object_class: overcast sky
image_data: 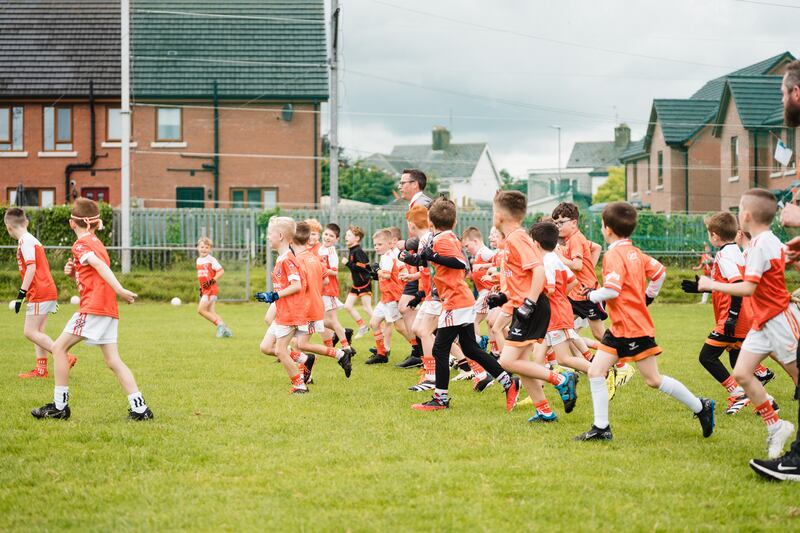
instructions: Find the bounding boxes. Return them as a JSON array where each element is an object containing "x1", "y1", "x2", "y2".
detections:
[{"x1": 323, "y1": 0, "x2": 797, "y2": 178}]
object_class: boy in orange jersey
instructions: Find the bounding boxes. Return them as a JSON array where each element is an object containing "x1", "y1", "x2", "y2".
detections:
[
  {"x1": 462, "y1": 226, "x2": 496, "y2": 346},
  {"x1": 485, "y1": 191, "x2": 578, "y2": 416},
  {"x1": 290, "y1": 222, "x2": 353, "y2": 380},
  {"x1": 482, "y1": 227, "x2": 506, "y2": 360},
  {"x1": 343, "y1": 225, "x2": 373, "y2": 338},
  {"x1": 196, "y1": 236, "x2": 232, "y2": 338},
  {"x1": 411, "y1": 197, "x2": 521, "y2": 411},
  {"x1": 305, "y1": 218, "x2": 323, "y2": 256},
  {"x1": 699, "y1": 189, "x2": 798, "y2": 458},
  {"x1": 31, "y1": 198, "x2": 151, "y2": 420},
  {"x1": 366, "y1": 229, "x2": 415, "y2": 364},
  {"x1": 5, "y1": 208, "x2": 77, "y2": 378},
  {"x1": 257, "y1": 217, "x2": 309, "y2": 394},
  {"x1": 576, "y1": 201, "x2": 714, "y2": 441},
  {"x1": 318, "y1": 223, "x2": 354, "y2": 352}
]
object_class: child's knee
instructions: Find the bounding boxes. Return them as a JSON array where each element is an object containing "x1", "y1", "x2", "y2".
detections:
[
  {"x1": 260, "y1": 340, "x2": 274, "y2": 355},
  {"x1": 643, "y1": 374, "x2": 661, "y2": 389}
]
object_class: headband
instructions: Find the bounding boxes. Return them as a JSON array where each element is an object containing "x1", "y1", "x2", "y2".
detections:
[{"x1": 71, "y1": 214, "x2": 104, "y2": 230}]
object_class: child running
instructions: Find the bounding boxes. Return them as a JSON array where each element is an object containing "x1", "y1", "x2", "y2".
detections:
[
  {"x1": 343, "y1": 225, "x2": 373, "y2": 338},
  {"x1": 196, "y1": 237, "x2": 232, "y2": 338},
  {"x1": 31, "y1": 198, "x2": 152, "y2": 420},
  {"x1": 318, "y1": 223, "x2": 354, "y2": 351}
]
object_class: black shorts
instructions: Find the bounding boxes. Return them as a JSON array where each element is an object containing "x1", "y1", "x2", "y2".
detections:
[
  {"x1": 349, "y1": 284, "x2": 372, "y2": 296},
  {"x1": 570, "y1": 297, "x2": 608, "y2": 321},
  {"x1": 705, "y1": 331, "x2": 743, "y2": 351},
  {"x1": 599, "y1": 330, "x2": 661, "y2": 362},
  {"x1": 506, "y1": 294, "x2": 550, "y2": 347},
  {"x1": 402, "y1": 280, "x2": 420, "y2": 296}
]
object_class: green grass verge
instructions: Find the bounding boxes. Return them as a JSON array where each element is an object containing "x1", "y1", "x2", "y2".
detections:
[{"x1": 0, "y1": 303, "x2": 799, "y2": 530}]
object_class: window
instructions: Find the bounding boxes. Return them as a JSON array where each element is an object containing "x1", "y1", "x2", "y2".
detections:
[
  {"x1": 730, "y1": 137, "x2": 739, "y2": 178},
  {"x1": 7, "y1": 187, "x2": 55, "y2": 207},
  {"x1": 230, "y1": 188, "x2": 277, "y2": 209},
  {"x1": 0, "y1": 106, "x2": 23, "y2": 151},
  {"x1": 82, "y1": 187, "x2": 110, "y2": 204},
  {"x1": 548, "y1": 179, "x2": 556, "y2": 195},
  {"x1": 156, "y1": 108, "x2": 182, "y2": 141},
  {"x1": 107, "y1": 108, "x2": 122, "y2": 141},
  {"x1": 632, "y1": 163, "x2": 638, "y2": 193},
  {"x1": 787, "y1": 129, "x2": 796, "y2": 170},
  {"x1": 176, "y1": 187, "x2": 205, "y2": 208},
  {"x1": 657, "y1": 151, "x2": 664, "y2": 186},
  {"x1": 43, "y1": 106, "x2": 72, "y2": 151}
]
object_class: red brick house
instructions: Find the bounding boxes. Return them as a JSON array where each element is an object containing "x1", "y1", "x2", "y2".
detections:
[{"x1": 0, "y1": 1, "x2": 328, "y2": 208}]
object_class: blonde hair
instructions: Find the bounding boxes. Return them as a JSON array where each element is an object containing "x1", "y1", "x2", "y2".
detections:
[
  {"x1": 197, "y1": 236, "x2": 213, "y2": 247},
  {"x1": 372, "y1": 228, "x2": 392, "y2": 241},
  {"x1": 269, "y1": 216, "x2": 296, "y2": 243},
  {"x1": 305, "y1": 218, "x2": 322, "y2": 233}
]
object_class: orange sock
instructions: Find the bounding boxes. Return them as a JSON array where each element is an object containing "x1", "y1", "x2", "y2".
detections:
[
  {"x1": 534, "y1": 399, "x2": 553, "y2": 415},
  {"x1": 755, "y1": 400, "x2": 779, "y2": 426},
  {"x1": 581, "y1": 350, "x2": 593, "y2": 362},
  {"x1": 290, "y1": 350, "x2": 301, "y2": 362},
  {"x1": 547, "y1": 372, "x2": 563, "y2": 386},
  {"x1": 409, "y1": 338, "x2": 418, "y2": 347},
  {"x1": 356, "y1": 318, "x2": 365, "y2": 327},
  {"x1": 467, "y1": 359, "x2": 485, "y2": 376},
  {"x1": 721, "y1": 376, "x2": 738, "y2": 393},
  {"x1": 325, "y1": 347, "x2": 337, "y2": 358},
  {"x1": 291, "y1": 373, "x2": 305, "y2": 387},
  {"x1": 341, "y1": 339, "x2": 350, "y2": 348},
  {"x1": 375, "y1": 332, "x2": 386, "y2": 355},
  {"x1": 422, "y1": 356, "x2": 436, "y2": 379},
  {"x1": 545, "y1": 349, "x2": 556, "y2": 364},
  {"x1": 490, "y1": 340, "x2": 499, "y2": 354},
  {"x1": 324, "y1": 338, "x2": 334, "y2": 348},
  {"x1": 755, "y1": 364, "x2": 769, "y2": 375},
  {"x1": 36, "y1": 357, "x2": 47, "y2": 369}
]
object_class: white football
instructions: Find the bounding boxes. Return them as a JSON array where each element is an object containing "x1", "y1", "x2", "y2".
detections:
[
  {"x1": 8, "y1": 300, "x2": 15, "y2": 310},
  {"x1": 70, "y1": 295, "x2": 80, "y2": 305},
  {"x1": 170, "y1": 297, "x2": 182, "y2": 306}
]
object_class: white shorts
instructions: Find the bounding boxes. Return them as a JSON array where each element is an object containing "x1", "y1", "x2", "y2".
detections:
[
  {"x1": 741, "y1": 307, "x2": 800, "y2": 364},
  {"x1": 574, "y1": 316, "x2": 590, "y2": 331},
  {"x1": 26, "y1": 300, "x2": 58, "y2": 316},
  {"x1": 297, "y1": 319, "x2": 326, "y2": 335},
  {"x1": 545, "y1": 328, "x2": 578, "y2": 347},
  {"x1": 267, "y1": 322, "x2": 298, "y2": 339},
  {"x1": 438, "y1": 307, "x2": 476, "y2": 329},
  {"x1": 473, "y1": 290, "x2": 490, "y2": 315},
  {"x1": 373, "y1": 301, "x2": 402, "y2": 323},
  {"x1": 419, "y1": 300, "x2": 443, "y2": 316},
  {"x1": 64, "y1": 312, "x2": 119, "y2": 345},
  {"x1": 323, "y1": 296, "x2": 343, "y2": 312},
  {"x1": 200, "y1": 294, "x2": 218, "y2": 303}
]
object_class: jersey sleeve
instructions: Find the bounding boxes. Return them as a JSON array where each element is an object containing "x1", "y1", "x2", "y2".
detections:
[
  {"x1": 479, "y1": 247, "x2": 496, "y2": 262},
  {"x1": 567, "y1": 234, "x2": 584, "y2": 260},
  {"x1": 73, "y1": 241, "x2": 96, "y2": 266},
  {"x1": 211, "y1": 256, "x2": 223, "y2": 271},
  {"x1": 19, "y1": 237, "x2": 36, "y2": 265},
  {"x1": 511, "y1": 236, "x2": 541, "y2": 271},
  {"x1": 284, "y1": 257, "x2": 302, "y2": 283},
  {"x1": 601, "y1": 251, "x2": 624, "y2": 292},
  {"x1": 433, "y1": 236, "x2": 468, "y2": 266},
  {"x1": 644, "y1": 254, "x2": 666, "y2": 281},
  {"x1": 717, "y1": 254, "x2": 743, "y2": 282},
  {"x1": 379, "y1": 253, "x2": 393, "y2": 271},
  {"x1": 544, "y1": 257, "x2": 557, "y2": 291},
  {"x1": 744, "y1": 241, "x2": 770, "y2": 283}
]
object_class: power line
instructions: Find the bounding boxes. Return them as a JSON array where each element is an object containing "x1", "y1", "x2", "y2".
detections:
[{"x1": 731, "y1": 0, "x2": 800, "y2": 9}]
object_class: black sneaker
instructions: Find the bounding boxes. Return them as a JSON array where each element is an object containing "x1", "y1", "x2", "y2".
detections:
[
  {"x1": 127, "y1": 407, "x2": 154, "y2": 421},
  {"x1": 574, "y1": 424, "x2": 613, "y2": 441},
  {"x1": 365, "y1": 354, "x2": 389, "y2": 365},
  {"x1": 695, "y1": 397, "x2": 715, "y2": 438},
  {"x1": 368, "y1": 348, "x2": 390, "y2": 358},
  {"x1": 345, "y1": 328, "x2": 354, "y2": 345},
  {"x1": 31, "y1": 402, "x2": 70, "y2": 420},
  {"x1": 302, "y1": 354, "x2": 316, "y2": 384},
  {"x1": 395, "y1": 355, "x2": 423, "y2": 369},
  {"x1": 756, "y1": 368, "x2": 776, "y2": 386},
  {"x1": 411, "y1": 397, "x2": 450, "y2": 411},
  {"x1": 338, "y1": 348, "x2": 353, "y2": 378},
  {"x1": 749, "y1": 451, "x2": 800, "y2": 481},
  {"x1": 474, "y1": 375, "x2": 493, "y2": 392}
]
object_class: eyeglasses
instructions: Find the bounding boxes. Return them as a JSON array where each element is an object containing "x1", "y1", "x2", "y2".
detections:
[
  {"x1": 398, "y1": 180, "x2": 414, "y2": 186},
  {"x1": 553, "y1": 218, "x2": 574, "y2": 227}
]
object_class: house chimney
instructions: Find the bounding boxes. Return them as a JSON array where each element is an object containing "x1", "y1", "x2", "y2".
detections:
[
  {"x1": 615, "y1": 123, "x2": 631, "y2": 148},
  {"x1": 432, "y1": 126, "x2": 451, "y2": 151}
]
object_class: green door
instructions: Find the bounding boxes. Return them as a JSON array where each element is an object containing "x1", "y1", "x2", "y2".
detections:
[{"x1": 176, "y1": 187, "x2": 205, "y2": 208}]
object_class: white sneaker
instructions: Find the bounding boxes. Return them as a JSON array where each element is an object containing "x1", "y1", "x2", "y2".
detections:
[
  {"x1": 451, "y1": 370, "x2": 474, "y2": 382},
  {"x1": 767, "y1": 420, "x2": 796, "y2": 459},
  {"x1": 355, "y1": 325, "x2": 369, "y2": 339},
  {"x1": 216, "y1": 324, "x2": 225, "y2": 338}
]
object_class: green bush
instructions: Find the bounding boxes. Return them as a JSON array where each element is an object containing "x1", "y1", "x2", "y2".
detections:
[{"x1": 0, "y1": 204, "x2": 113, "y2": 247}]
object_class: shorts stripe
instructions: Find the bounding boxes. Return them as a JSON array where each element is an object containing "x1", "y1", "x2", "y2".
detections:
[{"x1": 785, "y1": 309, "x2": 800, "y2": 340}]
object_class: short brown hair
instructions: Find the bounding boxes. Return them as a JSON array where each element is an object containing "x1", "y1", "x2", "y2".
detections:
[
  {"x1": 428, "y1": 197, "x2": 457, "y2": 230},
  {"x1": 494, "y1": 190, "x2": 527, "y2": 222},
  {"x1": 305, "y1": 218, "x2": 322, "y2": 234},
  {"x1": 388, "y1": 226, "x2": 402, "y2": 241},
  {"x1": 373, "y1": 228, "x2": 392, "y2": 242},
  {"x1": 71, "y1": 197, "x2": 102, "y2": 230},
  {"x1": 294, "y1": 221, "x2": 311, "y2": 245},
  {"x1": 786, "y1": 60, "x2": 800, "y2": 92},
  {"x1": 552, "y1": 202, "x2": 579, "y2": 221},
  {"x1": 530, "y1": 222, "x2": 559, "y2": 251},
  {"x1": 741, "y1": 188, "x2": 778, "y2": 225},
  {"x1": 348, "y1": 224, "x2": 364, "y2": 241},
  {"x1": 197, "y1": 236, "x2": 213, "y2": 247},
  {"x1": 704, "y1": 212, "x2": 738, "y2": 242},
  {"x1": 461, "y1": 226, "x2": 483, "y2": 242},
  {"x1": 601, "y1": 202, "x2": 637, "y2": 238},
  {"x1": 401, "y1": 169, "x2": 427, "y2": 191},
  {"x1": 406, "y1": 205, "x2": 429, "y2": 230},
  {"x1": 325, "y1": 222, "x2": 340, "y2": 238},
  {"x1": 3, "y1": 207, "x2": 27, "y2": 228}
]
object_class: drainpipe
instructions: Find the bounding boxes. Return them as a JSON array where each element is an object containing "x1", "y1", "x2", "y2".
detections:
[
  {"x1": 684, "y1": 148, "x2": 689, "y2": 213},
  {"x1": 213, "y1": 80, "x2": 220, "y2": 208},
  {"x1": 65, "y1": 80, "x2": 98, "y2": 202},
  {"x1": 313, "y1": 102, "x2": 319, "y2": 206},
  {"x1": 753, "y1": 132, "x2": 759, "y2": 188}
]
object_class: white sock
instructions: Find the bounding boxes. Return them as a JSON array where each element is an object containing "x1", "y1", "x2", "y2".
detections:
[
  {"x1": 54, "y1": 386, "x2": 69, "y2": 410},
  {"x1": 128, "y1": 391, "x2": 148, "y2": 414},
  {"x1": 589, "y1": 377, "x2": 609, "y2": 429},
  {"x1": 475, "y1": 334, "x2": 482, "y2": 344},
  {"x1": 335, "y1": 349, "x2": 344, "y2": 361},
  {"x1": 659, "y1": 376, "x2": 702, "y2": 413}
]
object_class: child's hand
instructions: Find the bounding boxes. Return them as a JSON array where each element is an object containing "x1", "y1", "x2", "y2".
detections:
[
  {"x1": 399, "y1": 271, "x2": 410, "y2": 282},
  {"x1": 697, "y1": 276, "x2": 713, "y2": 293},
  {"x1": 64, "y1": 258, "x2": 74, "y2": 276},
  {"x1": 119, "y1": 289, "x2": 137, "y2": 304}
]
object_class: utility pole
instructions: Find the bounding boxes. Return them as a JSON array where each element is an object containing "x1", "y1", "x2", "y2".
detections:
[
  {"x1": 550, "y1": 125, "x2": 562, "y2": 192},
  {"x1": 121, "y1": 0, "x2": 131, "y2": 273},
  {"x1": 328, "y1": 0, "x2": 340, "y2": 223}
]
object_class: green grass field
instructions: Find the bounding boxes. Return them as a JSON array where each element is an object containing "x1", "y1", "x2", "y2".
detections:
[{"x1": 1, "y1": 302, "x2": 798, "y2": 531}]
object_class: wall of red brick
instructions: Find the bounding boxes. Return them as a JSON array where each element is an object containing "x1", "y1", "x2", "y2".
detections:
[{"x1": 686, "y1": 125, "x2": 721, "y2": 212}]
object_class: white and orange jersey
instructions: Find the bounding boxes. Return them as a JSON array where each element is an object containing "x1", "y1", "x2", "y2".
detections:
[
  {"x1": 16, "y1": 232, "x2": 57, "y2": 303},
  {"x1": 416, "y1": 231, "x2": 434, "y2": 301},
  {"x1": 744, "y1": 230, "x2": 791, "y2": 330},
  {"x1": 430, "y1": 230, "x2": 474, "y2": 310},
  {"x1": 470, "y1": 244, "x2": 496, "y2": 293},
  {"x1": 499, "y1": 228, "x2": 543, "y2": 314},
  {"x1": 601, "y1": 239, "x2": 665, "y2": 339},
  {"x1": 711, "y1": 243, "x2": 752, "y2": 338},
  {"x1": 297, "y1": 249, "x2": 325, "y2": 322},
  {"x1": 196, "y1": 254, "x2": 223, "y2": 296},
  {"x1": 71, "y1": 233, "x2": 118, "y2": 319},
  {"x1": 562, "y1": 230, "x2": 599, "y2": 300},
  {"x1": 318, "y1": 245, "x2": 340, "y2": 297},
  {"x1": 378, "y1": 250, "x2": 405, "y2": 303},
  {"x1": 272, "y1": 250, "x2": 306, "y2": 326},
  {"x1": 543, "y1": 251, "x2": 576, "y2": 332}
]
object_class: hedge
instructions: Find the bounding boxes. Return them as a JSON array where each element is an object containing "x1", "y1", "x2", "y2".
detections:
[{"x1": 0, "y1": 204, "x2": 114, "y2": 248}]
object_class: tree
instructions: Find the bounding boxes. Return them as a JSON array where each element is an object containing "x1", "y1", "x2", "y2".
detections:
[
  {"x1": 593, "y1": 166, "x2": 625, "y2": 204},
  {"x1": 499, "y1": 168, "x2": 526, "y2": 192},
  {"x1": 322, "y1": 157, "x2": 399, "y2": 205}
]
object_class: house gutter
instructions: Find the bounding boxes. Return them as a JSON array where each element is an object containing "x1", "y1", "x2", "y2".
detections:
[
  {"x1": 313, "y1": 102, "x2": 319, "y2": 206},
  {"x1": 65, "y1": 80, "x2": 98, "y2": 202}
]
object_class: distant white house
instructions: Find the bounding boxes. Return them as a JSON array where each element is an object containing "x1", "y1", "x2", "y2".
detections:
[
  {"x1": 526, "y1": 167, "x2": 594, "y2": 215},
  {"x1": 362, "y1": 126, "x2": 501, "y2": 207}
]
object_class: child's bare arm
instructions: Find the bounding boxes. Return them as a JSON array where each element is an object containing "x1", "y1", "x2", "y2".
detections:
[{"x1": 86, "y1": 255, "x2": 137, "y2": 303}]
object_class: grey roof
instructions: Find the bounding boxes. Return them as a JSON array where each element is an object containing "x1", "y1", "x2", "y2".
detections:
[
  {"x1": 619, "y1": 138, "x2": 647, "y2": 162},
  {"x1": 566, "y1": 141, "x2": 627, "y2": 169},
  {"x1": 0, "y1": 0, "x2": 121, "y2": 97},
  {"x1": 360, "y1": 153, "x2": 414, "y2": 176},
  {"x1": 690, "y1": 51, "x2": 794, "y2": 101},
  {"x1": 388, "y1": 142, "x2": 489, "y2": 180}
]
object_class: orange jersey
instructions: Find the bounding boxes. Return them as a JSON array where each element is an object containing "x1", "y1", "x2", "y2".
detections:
[
  {"x1": 272, "y1": 250, "x2": 306, "y2": 326},
  {"x1": 318, "y1": 245, "x2": 340, "y2": 297},
  {"x1": 470, "y1": 245, "x2": 496, "y2": 293},
  {"x1": 16, "y1": 232, "x2": 57, "y2": 303},
  {"x1": 431, "y1": 231, "x2": 474, "y2": 310},
  {"x1": 378, "y1": 251, "x2": 404, "y2": 303},
  {"x1": 196, "y1": 255, "x2": 222, "y2": 297},
  {"x1": 297, "y1": 249, "x2": 325, "y2": 322},
  {"x1": 744, "y1": 231, "x2": 791, "y2": 330},
  {"x1": 71, "y1": 233, "x2": 118, "y2": 319},
  {"x1": 544, "y1": 251, "x2": 576, "y2": 331},
  {"x1": 562, "y1": 230, "x2": 599, "y2": 300},
  {"x1": 601, "y1": 239, "x2": 665, "y2": 338},
  {"x1": 711, "y1": 243, "x2": 753, "y2": 338},
  {"x1": 499, "y1": 228, "x2": 543, "y2": 313}
]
